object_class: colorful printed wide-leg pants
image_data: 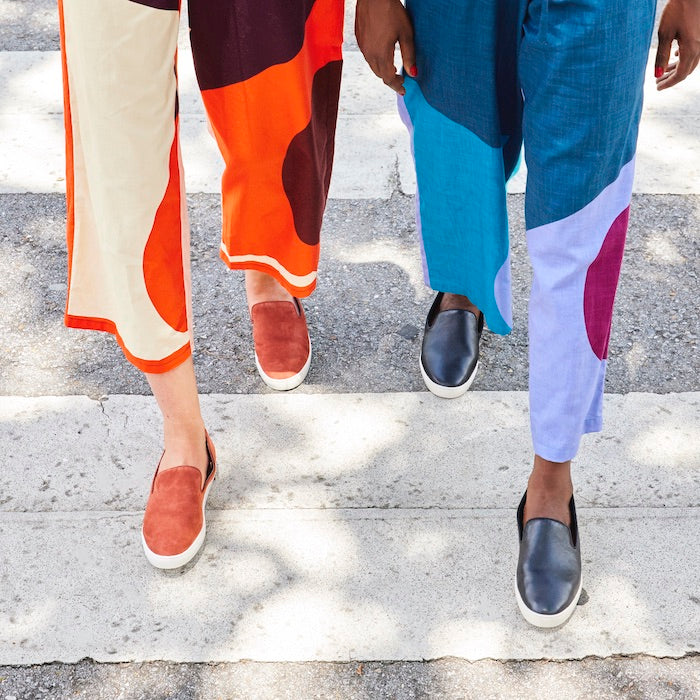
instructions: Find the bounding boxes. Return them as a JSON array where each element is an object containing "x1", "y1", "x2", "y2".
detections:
[
  {"x1": 400, "y1": 0, "x2": 656, "y2": 461},
  {"x1": 59, "y1": 0, "x2": 343, "y2": 374}
]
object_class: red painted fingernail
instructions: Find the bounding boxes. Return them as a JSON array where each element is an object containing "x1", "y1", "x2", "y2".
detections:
[
  {"x1": 655, "y1": 66, "x2": 664, "y2": 78},
  {"x1": 409, "y1": 65, "x2": 418, "y2": 77}
]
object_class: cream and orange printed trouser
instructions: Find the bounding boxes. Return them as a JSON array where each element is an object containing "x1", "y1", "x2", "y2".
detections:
[{"x1": 59, "y1": 0, "x2": 344, "y2": 373}]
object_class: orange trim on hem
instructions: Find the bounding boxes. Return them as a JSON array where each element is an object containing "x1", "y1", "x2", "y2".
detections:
[
  {"x1": 218, "y1": 250, "x2": 317, "y2": 298},
  {"x1": 65, "y1": 314, "x2": 192, "y2": 374},
  {"x1": 58, "y1": 0, "x2": 76, "y2": 316}
]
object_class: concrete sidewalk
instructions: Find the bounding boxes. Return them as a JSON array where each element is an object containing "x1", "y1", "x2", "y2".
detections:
[{"x1": 1, "y1": 392, "x2": 698, "y2": 666}]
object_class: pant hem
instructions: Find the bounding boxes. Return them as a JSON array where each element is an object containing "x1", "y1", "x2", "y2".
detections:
[
  {"x1": 532, "y1": 415, "x2": 603, "y2": 463},
  {"x1": 65, "y1": 314, "x2": 192, "y2": 374},
  {"x1": 219, "y1": 252, "x2": 317, "y2": 299}
]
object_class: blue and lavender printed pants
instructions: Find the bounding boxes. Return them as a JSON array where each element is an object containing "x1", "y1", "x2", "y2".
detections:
[{"x1": 399, "y1": 0, "x2": 656, "y2": 461}]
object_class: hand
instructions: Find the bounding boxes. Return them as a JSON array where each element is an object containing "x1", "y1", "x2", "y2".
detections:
[
  {"x1": 355, "y1": 0, "x2": 416, "y2": 95},
  {"x1": 655, "y1": 0, "x2": 700, "y2": 89}
]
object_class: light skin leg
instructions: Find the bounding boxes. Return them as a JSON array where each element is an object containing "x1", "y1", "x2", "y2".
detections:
[
  {"x1": 245, "y1": 269, "x2": 293, "y2": 312},
  {"x1": 146, "y1": 356, "x2": 208, "y2": 486},
  {"x1": 145, "y1": 272, "x2": 295, "y2": 486}
]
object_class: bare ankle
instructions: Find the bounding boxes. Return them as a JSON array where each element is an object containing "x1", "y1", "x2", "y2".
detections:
[
  {"x1": 523, "y1": 457, "x2": 573, "y2": 526},
  {"x1": 245, "y1": 270, "x2": 293, "y2": 311},
  {"x1": 530, "y1": 456, "x2": 572, "y2": 487},
  {"x1": 439, "y1": 292, "x2": 481, "y2": 317},
  {"x1": 159, "y1": 420, "x2": 208, "y2": 480}
]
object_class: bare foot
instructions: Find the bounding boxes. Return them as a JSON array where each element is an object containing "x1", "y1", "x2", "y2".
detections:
[
  {"x1": 439, "y1": 292, "x2": 481, "y2": 319},
  {"x1": 246, "y1": 270, "x2": 294, "y2": 312},
  {"x1": 523, "y1": 456, "x2": 574, "y2": 527}
]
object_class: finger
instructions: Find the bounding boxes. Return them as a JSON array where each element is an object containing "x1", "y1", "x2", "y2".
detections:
[
  {"x1": 656, "y1": 70, "x2": 676, "y2": 89},
  {"x1": 658, "y1": 50, "x2": 700, "y2": 89},
  {"x1": 655, "y1": 58, "x2": 677, "y2": 89},
  {"x1": 656, "y1": 60, "x2": 678, "y2": 89},
  {"x1": 386, "y1": 73, "x2": 406, "y2": 95},
  {"x1": 661, "y1": 60, "x2": 679, "y2": 74},
  {"x1": 362, "y1": 56, "x2": 381, "y2": 80},
  {"x1": 377, "y1": 58, "x2": 401, "y2": 89},
  {"x1": 655, "y1": 29, "x2": 674, "y2": 78},
  {"x1": 398, "y1": 25, "x2": 417, "y2": 77},
  {"x1": 674, "y1": 48, "x2": 696, "y2": 82},
  {"x1": 365, "y1": 48, "x2": 398, "y2": 83},
  {"x1": 372, "y1": 55, "x2": 406, "y2": 94}
]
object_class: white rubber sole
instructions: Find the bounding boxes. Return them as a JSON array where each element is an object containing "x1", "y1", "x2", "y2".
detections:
[
  {"x1": 514, "y1": 575, "x2": 583, "y2": 628},
  {"x1": 255, "y1": 340, "x2": 311, "y2": 391},
  {"x1": 419, "y1": 356, "x2": 479, "y2": 399},
  {"x1": 141, "y1": 476, "x2": 215, "y2": 570}
]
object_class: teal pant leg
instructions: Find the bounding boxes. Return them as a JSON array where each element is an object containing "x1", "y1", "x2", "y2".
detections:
[{"x1": 399, "y1": 0, "x2": 523, "y2": 335}]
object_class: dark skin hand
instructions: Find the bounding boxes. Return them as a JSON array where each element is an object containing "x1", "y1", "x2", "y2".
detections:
[
  {"x1": 357, "y1": 0, "x2": 700, "y2": 93},
  {"x1": 655, "y1": 0, "x2": 700, "y2": 89},
  {"x1": 355, "y1": 0, "x2": 416, "y2": 95}
]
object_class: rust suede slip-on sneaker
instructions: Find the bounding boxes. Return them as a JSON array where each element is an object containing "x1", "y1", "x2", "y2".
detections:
[
  {"x1": 141, "y1": 432, "x2": 217, "y2": 570},
  {"x1": 251, "y1": 298, "x2": 311, "y2": 391}
]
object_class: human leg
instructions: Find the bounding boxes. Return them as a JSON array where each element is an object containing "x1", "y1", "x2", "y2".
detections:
[
  {"x1": 60, "y1": 0, "x2": 191, "y2": 370},
  {"x1": 520, "y1": 0, "x2": 655, "y2": 493},
  {"x1": 516, "y1": 0, "x2": 656, "y2": 625},
  {"x1": 146, "y1": 358, "x2": 207, "y2": 478},
  {"x1": 244, "y1": 271, "x2": 294, "y2": 312},
  {"x1": 140, "y1": 371, "x2": 216, "y2": 570},
  {"x1": 523, "y1": 457, "x2": 573, "y2": 526},
  {"x1": 189, "y1": 0, "x2": 344, "y2": 389},
  {"x1": 399, "y1": 0, "x2": 522, "y2": 396},
  {"x1": 59, "y1": 0, "x2": 213, "y2": 567},
  {"x1": 427, "y1": 292, "x2": 484, "y2": 399}
]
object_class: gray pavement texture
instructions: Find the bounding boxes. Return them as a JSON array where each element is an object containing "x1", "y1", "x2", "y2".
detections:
[
  {"x1": 1, "y1": 192, "x2": 698, "y2": 397},
  {"x1": 0, "y1": 0, "x2": 57, "y2": 51},
  {"x1": 4, "y1": 393, "x2": 698, "y2": 513},
  {"x1": 0, "y1": 656, "x2": 698, "y2": 700},
  {"x1": 1, "y1": 395, "x2": 698, "y2": 667}
]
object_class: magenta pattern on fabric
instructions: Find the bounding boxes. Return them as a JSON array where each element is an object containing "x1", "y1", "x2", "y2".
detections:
[{"x1": 583, "y1": 207, "x2": 629, "y2": 361}]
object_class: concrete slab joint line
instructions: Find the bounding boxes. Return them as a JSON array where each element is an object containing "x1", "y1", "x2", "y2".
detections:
[{"x1": 1, "y1": 392, "x2": 699, "y2": 665}]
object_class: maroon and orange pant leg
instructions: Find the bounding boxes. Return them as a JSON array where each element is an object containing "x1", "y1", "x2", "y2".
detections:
[
  {"x1": 190, "y1": 0, "x2": 344, "y2": 297},
  {"x1": 59, "y1": 0, "x2": 343, "y2": 373}
]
